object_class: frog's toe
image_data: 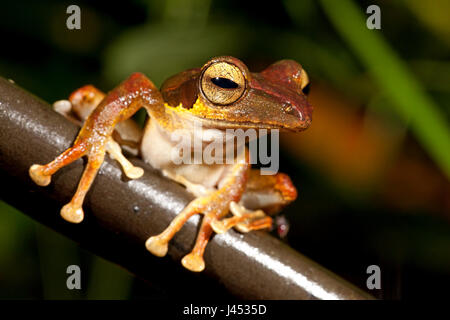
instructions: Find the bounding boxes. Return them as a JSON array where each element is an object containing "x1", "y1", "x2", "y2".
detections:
[
  {"x1": 29, "y1": 164, "x2": 51, "y2": 186},
  {"x1": 60, "y1": 203, "x2": 84, "y2": 223},
  {"x1": 181, "y1": 253, "x2": 205, "y2": 272},
  {"x1": 210, "y1": 220, "x2": 228, "y2": 234},
  {"x1": 53, "y1": 99, "x2": 72, "y2": 115},
  {"x1": 125, "y1": 166, "x2": 144, "y2": 179},
  {"x1": 145, "y1": 236, "x2": 168, "y2": 257}
]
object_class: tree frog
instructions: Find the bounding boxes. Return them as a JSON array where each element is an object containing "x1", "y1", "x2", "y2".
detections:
[{"x1": 29, "y1": 56, "x2": 312, "y2": 272}]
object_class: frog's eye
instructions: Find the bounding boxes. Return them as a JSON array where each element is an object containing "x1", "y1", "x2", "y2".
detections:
[
  {"x1": 200, "y1": 61, "x2": 246, "y2": 105},
  {"x1": 210, "y1": 77, "x2": 239, "y2": 89}
]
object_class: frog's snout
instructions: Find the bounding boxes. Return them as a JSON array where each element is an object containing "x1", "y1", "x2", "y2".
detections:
[{"x1": 282, "y1": 94, "x2": 313, "y2": 131}]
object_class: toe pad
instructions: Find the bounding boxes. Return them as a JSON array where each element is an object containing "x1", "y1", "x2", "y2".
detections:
[
  {"x1": 181, "y1": 253, "x2": 205, "y2": 272},
  {"x1": 146, "y1": 236, "x2": 168, "y2": 257},
  {"x1": 29, "y1": 164, "x2": 51, "y2": 186},
  {"x1": 61, "y1": 204, "x2": 84, "y2": 223}
]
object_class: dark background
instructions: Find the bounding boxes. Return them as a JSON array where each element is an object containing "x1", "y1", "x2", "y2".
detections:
[{"x1": 0, "y1": 0, "x2": 449, "y2": 299}]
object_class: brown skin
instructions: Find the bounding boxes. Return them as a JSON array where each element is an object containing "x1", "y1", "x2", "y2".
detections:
[
  {"x1": 161, "y1": 56, "x2": 312, "y2": 130},
  {"x1": 29, "y1": 56, "x2": 312, "y2": 272}
]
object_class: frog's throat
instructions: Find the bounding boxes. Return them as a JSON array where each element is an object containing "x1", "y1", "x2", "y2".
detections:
[{"x1": 165, "y1": 98, "x2": 226, "y2": 121}]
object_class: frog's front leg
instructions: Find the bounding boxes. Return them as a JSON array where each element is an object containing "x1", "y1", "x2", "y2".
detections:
[
  {"x1": 146, "y1": 150, "x2": 253, "y2": 272},
  {"x1": 106, "y1": 138, "x2": 144, "y2": 179},
  {"x1": 29, "y1": 73, "x2": 164, "y2": 223},
  {"x1": 53, "y1": 86, "x2": 144, "y2": 180}
]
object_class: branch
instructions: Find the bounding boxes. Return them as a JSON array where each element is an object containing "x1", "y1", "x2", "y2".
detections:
[{"x1": 0, "y1": 77, "x2": 373, "y2": 300}]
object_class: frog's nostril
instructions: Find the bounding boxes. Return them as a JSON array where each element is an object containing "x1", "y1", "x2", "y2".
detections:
[
  {"x1": 291, "y1": 99, "x2": 313, "y2": 130},
  {"x1": 295, "y1": 107, "x2": 304, "y2": 122},
  {"x1": 282, "y1": 100, "x2": 302, "y2": 118}
]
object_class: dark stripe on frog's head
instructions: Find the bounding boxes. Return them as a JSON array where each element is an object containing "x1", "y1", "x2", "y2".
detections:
[{"x1": 161, "y1": 68, "x2": 200, "y2": 110}]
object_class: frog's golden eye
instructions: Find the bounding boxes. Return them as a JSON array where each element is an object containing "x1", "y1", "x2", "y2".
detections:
[{"x1": 200, "y1": 61, "x2": 246, "y2": 105}]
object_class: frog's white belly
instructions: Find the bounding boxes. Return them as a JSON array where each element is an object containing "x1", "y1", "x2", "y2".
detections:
[
  {"x1": 139, "y1": 117, "x2": 285, "y2": 212},
  {"x1": 140, "y1": 118, "x2": 230, "y2": 188}
]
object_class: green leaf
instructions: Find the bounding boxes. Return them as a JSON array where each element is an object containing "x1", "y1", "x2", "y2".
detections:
[{"x1": 318, "y1": 0, "x2": 450, "y2": 179}]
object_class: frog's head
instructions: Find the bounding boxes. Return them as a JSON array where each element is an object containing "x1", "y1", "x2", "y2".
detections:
[{"x1": 161, "y1": 56, "x2": 312, "y2": 131}]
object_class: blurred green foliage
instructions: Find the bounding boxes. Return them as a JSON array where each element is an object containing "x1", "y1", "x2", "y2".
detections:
[
  {"x1": 320, "y1": 0, "x2": 450, "y2": 178},
  {"x1": 0, "y1": 0, "x2": 449, "y2": 299}
]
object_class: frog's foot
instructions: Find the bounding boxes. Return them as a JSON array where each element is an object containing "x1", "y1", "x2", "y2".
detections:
[
  {"x1": 29, "y1": 134, "x2": 107, "y2": 223},
  {"x1": 145, "y1": 199, "x2": 201, "y2": 258},
  {"x1": 181, "y1": 252, "x2": 206, "y2": 272},
  {"x1": 145, "y1": 235, "x2": 168, "y2": 257},
  {"x1": 211, "y1": 201, "x2": 272, "y2": 234},
  {"x1": 106, "y1": 138, "x2": 143, "y2": 179},
  {"x1": 145, "y1": 198, "x2": 265, "y2": 273},
  {"x1": 29, "y1": 140, "x2": 88, "y2": 188},
  {"x1": 29, "y1": 164, "x2": 52, "y2": 186},
  {"x1": 53, "y1": 100, "x2": 72, "y2": 117},
  {"x1": 146, "y1": 193, "x2": 228, "y2": 272},
  {"x1": 61, "y1": 202, "x2": 84, "y2": 224}
]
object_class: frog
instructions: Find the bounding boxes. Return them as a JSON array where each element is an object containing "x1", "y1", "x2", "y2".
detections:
[{"x1": 29, "y1": 56, "x2": 312, "y2": 272}]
